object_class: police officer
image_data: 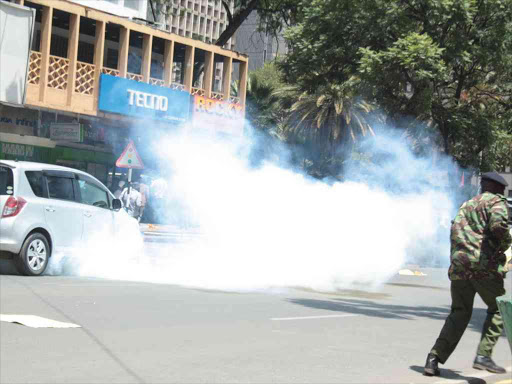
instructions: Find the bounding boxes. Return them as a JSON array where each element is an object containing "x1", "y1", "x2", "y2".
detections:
[{"x1": 424, "y1": 172, "x2": 512, "y2": 376}]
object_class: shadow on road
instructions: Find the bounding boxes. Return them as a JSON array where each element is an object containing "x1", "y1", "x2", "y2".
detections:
[
  {"x1": 287, "y1": 297, "x2": 490, "y2": 333},
  {"x1": 409, "y1": 365, "x2": 487, "y2": 383}
]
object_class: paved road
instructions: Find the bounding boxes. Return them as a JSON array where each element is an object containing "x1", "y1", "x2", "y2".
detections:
[{"x1": 1, "y1": 260, "x2": 511, "y2": 383}]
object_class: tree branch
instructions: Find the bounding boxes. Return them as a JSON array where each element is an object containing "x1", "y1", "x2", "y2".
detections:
[
  {"x1": 221, "y1": 0, "x2": 233, "y2": 24},
  {"x1": 216, "y1": 0, "x2": 260, "y2": 47}
]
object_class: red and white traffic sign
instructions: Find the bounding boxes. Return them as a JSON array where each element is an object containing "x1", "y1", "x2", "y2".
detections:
[{"x1": 116, "y1": 140, "x2": 144, "y2": 169}]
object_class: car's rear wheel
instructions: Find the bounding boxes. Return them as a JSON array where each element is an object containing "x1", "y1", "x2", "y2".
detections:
[{"x1": 16, "y1": 233, "x2": 50, "y2": 276}]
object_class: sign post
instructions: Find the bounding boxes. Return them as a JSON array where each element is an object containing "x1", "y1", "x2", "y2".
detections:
[{"x1": 115, "y1": 140, "x2": 144, "y2": 194}]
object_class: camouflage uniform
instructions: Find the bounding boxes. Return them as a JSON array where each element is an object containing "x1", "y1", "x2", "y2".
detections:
[{"x1": 430, "y1": 192, "x2": 512, "y2": 364}]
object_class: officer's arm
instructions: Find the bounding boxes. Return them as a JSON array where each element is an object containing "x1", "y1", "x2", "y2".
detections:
[{"x1": 489, "y1": 200, "x2": 512, "y2": 252}]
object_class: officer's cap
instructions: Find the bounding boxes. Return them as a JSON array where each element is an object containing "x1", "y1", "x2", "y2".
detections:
[{"x1": 481, "y1": 172, "x2": 508, "y2": 187}]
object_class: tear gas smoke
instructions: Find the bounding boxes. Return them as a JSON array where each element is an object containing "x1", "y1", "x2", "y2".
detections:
[{"x1": 48, "y1": 120, "x2": 460, "y2": 292}]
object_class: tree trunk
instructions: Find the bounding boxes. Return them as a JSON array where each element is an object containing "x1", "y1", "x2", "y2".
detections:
[
  {"x1": 215, "y1": 0, "x2": 260, "y2": 47},
  {"x1": 191, "y1": 0, "x2": 258, "y2": 84}
]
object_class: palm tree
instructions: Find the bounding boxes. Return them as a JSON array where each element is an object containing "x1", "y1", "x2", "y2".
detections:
[
  {"x1": 276, "y1": 80, "x2": 378, "y2": 149},
  {"x1": 273, "y1": 79, "x2": 381, "y2": 177}
]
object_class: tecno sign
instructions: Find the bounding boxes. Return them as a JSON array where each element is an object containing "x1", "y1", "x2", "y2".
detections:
[
  {"x1": 127, "y1": 89, "x2": 168, "y2": 111},
  {"x1": 98, "y1": 74, "x2": 190, "y2": 122}
]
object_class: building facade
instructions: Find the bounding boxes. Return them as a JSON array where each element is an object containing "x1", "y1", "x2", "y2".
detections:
[
  {"x1": 1, "y1": 0, "x2": 248, "y2": 186},
  {"x1": 234, "y1": 12, "x2": 287, "y2": 72},
  {"x1": 149, "y1": 0, "x2": 235, "y2": 50}
]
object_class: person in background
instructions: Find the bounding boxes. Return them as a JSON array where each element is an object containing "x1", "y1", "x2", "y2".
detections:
[
  {"x1": 138, "y1": 181, "x2": 150, "y2": 223},
  {"x1": 424, "y1": 172, "x2": 512, "y2": 376},
  {"x1": 114, "y1": 180, "x2": 125, "y2": 199},
  {"x1": 120, "y1": 182, "x2": 142, "y2": 221},
  {"x1": 150, "y1": 177, "x2": 168, "y2": 224}
]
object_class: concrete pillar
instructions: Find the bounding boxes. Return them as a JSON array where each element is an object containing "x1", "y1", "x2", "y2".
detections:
[
  {"x1": 163, "y1": 40, "x2": 174, "y2": 86},
  {"x1": 93, "y1": 20, "x2": 106, "y2": 104},
  {"x1": 141, "y1": 34, "x2": 153, "y2": 83},
  {"x1": 204, "y1": 51, "x2": 214, "y2": 97},
  {"x1": 222, "y1": 56, "x2": 232, "y2": 101},
  {"x1": 66, "y1": 13, "x2": 80, "y2": 105},
  {"x1": 239, "y1": 60, "x2": 248, "y2": 107},
  {"x1": 184, "y1": 46, "x2": 195, "y2": 92},
  {"x1": 38, "y1": 6, "x2": 53, "y2": 102},
  {"x1": 118, "y1": 27, "x2": 129, "y2": 78}
]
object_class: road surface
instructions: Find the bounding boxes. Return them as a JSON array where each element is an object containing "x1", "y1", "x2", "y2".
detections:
[{"x1": 1, "y1": 256, "x2": 511, "y2": 383}]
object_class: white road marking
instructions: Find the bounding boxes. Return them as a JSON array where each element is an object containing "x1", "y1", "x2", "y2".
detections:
[
  {"x1": 433, "y1": 366, "x2": 511, "y2": 384},
  {"x1": 271, "y1": 314, "x2": 359, "y2": 321},
  {"x1": 0, "y1": 314, "x2": 80, "y2": 328}
]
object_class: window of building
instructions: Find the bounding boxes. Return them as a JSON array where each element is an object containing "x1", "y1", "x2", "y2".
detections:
[
  {"x1": 50, "y1": 34, "x2": 69, "y2": 59},
  {"x1": 77, "y1": 41, "x2": 94, "y2": 64},
  {"x1": 105, "y1": 48, "x2": 119, "y2": 69}
]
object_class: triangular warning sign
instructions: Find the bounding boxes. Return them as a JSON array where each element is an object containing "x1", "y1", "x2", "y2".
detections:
[{"x1": 116, "y1": 140, "x2": 144, "y2": 169}]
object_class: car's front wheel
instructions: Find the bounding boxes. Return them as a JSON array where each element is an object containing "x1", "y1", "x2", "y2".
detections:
[{"x1": 16, "y1": 233, "x2": 50, "y2": 276}]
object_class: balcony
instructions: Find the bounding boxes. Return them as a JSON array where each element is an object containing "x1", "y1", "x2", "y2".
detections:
[{"x1": 21, "y1": 0, "x2": 248, "y2": 120}]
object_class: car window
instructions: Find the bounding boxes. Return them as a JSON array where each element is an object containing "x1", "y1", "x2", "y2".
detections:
[
  {"x1": 78, "y1": 179, "x2": 109, "y2": 209},
  {"x1": 47, "y1": 176, "x2": 75, "y2": 201},
  {"x1": 25, "y1": 171, "x2": 45, "y2": 197},
  {"x1": 0, "y1": 166, "x2": 14, "y2": 195}
]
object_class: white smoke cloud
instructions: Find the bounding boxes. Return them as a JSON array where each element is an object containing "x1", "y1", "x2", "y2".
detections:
[{"x1": 47, "y1": 120, "x2": 458, "y2": 292}]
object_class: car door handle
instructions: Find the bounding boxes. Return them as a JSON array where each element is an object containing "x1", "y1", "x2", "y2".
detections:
[
  {"x1": 83, "y1": 212, "x2": 92, "y2": 218},
  {"x1": 45, "y1": 207, "x2": 55, "y2": 212}
]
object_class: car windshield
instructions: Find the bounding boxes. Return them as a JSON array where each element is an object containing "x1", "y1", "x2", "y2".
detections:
[{"x1": 0, "y1": 166, "x2": 14, "y2": 195}]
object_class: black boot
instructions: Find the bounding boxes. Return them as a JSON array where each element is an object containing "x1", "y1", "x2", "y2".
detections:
[
  {"x1": 424, "y1": 353, "x2": 440, "y2": 376},
  {"x1": 473, "y1": 355, "x2": 506, "y2": 374}
]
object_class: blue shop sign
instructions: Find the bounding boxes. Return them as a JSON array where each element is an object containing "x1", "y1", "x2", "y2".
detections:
[{"x1": 98, "y1": 74, "x2": 190, "y2": 122}]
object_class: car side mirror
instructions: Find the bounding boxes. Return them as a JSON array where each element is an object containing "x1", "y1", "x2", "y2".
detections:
[{"x1": 112, "y1": 199, "x2": 122, "y2": 211}]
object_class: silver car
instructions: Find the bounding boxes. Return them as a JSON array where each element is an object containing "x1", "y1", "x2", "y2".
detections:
[{"x1": 0, "y1": 160, "x2": 136, "y2": 276}]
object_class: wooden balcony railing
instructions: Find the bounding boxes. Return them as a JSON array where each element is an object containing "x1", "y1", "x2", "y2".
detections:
[
  {"x1": 102, "y1": 67, "x2": 120, "y2": 77},
  {"x1": 25, "y1": 55, "x2": 242, "y2": 117},
  {"x1": 47, "y1": 55, "x2": 70, "y2": 90},
  {"x1": 75, "y1": 62, "x2": 95, "y2": 95},
  {"x1": 28, "y1": 51, "x2": 42, "y2": 85},
  {"x1": 191, "y1": 87, "x2": 205, "y2": 96},
  {"x1": 170, "y1": 82, "x2": 186, "y2": 91},
  {"x1": 127, "y1": 73, "x2": 143, "y2": 82},
  {"x1": 229, "y1": 96, "x2": 241, "y2": 104},
  {"x1": 149, "y1": 78, "x2": 165, "y2": 87},
  {"x1": 211, "y1": 91, "x2": 224, "y2": 100}
]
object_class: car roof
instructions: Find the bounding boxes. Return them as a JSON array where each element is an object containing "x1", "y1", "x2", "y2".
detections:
[{"x1": 0, "y1": 160, "x2": 104, "y2": 184}]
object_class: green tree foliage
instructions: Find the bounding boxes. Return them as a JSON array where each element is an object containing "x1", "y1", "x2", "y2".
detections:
[
  {"x1": 268, "y1": 77, "x2": 382, "y2": 178},
  {"x1": 244, "y1": 63, "x2": 285, "y2": 133},
  {"x1": 275, "y1": 79, "x2": 378, "y2": 150},
  {"x1": 282, "y1": 0, "x2": 512, "y2": 170}
]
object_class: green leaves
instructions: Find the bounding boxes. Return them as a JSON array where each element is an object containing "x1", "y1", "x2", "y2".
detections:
[{"x1": 280, "y1": 0, "x2": 512, "y2": 170}]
